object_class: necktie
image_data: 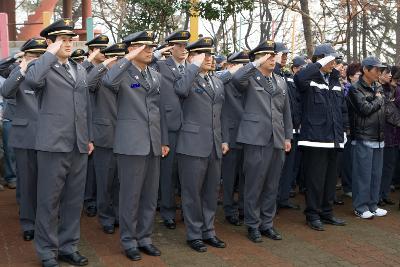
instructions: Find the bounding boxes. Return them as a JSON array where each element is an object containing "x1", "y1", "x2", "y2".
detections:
[
  {"x1": 178, "y1": 64, "x2": 185, "y2": 75},
  {"x1": 62, "y1": 63, "x2": 74, "y2": 81},
  {"x1": 141, "y1": 69, "x2": 151, "y2": 87},
  {"x1": 266, "y1": 76, "x2": 274, "y2": 92},
  {"x1": 204, "y1": 75, "x2": 215, "y2": 98}
]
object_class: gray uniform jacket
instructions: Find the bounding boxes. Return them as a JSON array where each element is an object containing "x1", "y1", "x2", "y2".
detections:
[
  {"x1": 102, "y1": 58, "x2": 168, "y2": 156},
  {"x1": 0, "y1": 65, "x2": 37, "y2": 149},
  {"x1": 175, "y1": 64, "x2": 225, "y2": 158},
  {"x1": 233, "y1": 63, "x2": 293, "y2": 149},
  {"x1": 152, "y1": 57, "x2": 184, "y2": 132},
  {"x1": 24, "y1": 52, "x2": 93, "y2": 153},
  {"x1": 87, "y1": 63, "x2": 117, "y2": 148}
]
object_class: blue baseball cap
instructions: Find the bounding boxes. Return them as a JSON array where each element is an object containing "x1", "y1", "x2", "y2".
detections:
[
  {"x1": 361, "y1": 56, "x2": 385, "y2": 68},
  {"x1": 313, "y1": 43, "x2": 340, "y2": 58}
]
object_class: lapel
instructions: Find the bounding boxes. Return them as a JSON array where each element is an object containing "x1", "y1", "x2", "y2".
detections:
[
  {"x1": 197, "y1": 75, "x2": 215, "y2": 100},
  {"x1": 127, "y1": 63, "x2": 150, "y2": 91},
  {"x1": 271, "y1": 74, "x2": 280, "y2": 96},
  {"x1": 254, "y1": 69, "x2": 273, "y2": 95},
  {"x1": 52, "y1": 61, "x2": 75, "y2": 87},
  {"x1": 70, "y1": 59, "x2": 84, "y2": 87},
  {"x1": 165, "y1": 57, "x2": 180, "y2": 79}
]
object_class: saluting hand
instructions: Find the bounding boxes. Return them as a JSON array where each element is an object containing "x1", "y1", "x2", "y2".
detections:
[
  {"x1": 254, "y1": 52, "x2": 274, "y2": 67},
  {"x1": 47, "y1": 40, "x2": 63, "y2": 55},
  {"x1": 161, "y1": 145, "x2": 170, "y2": 157},
  {"x1": 19, "y1": 57, "x2": 36, "y2": 72},
  {"x1": 88, "y1": 48, "x2": 101, "y2": 62},
  {"x1": 227, "y1": 64, "x2": 242, "y2": 74},
  {"x1": 88, "y1": 142, "x2": 95, "y2": 155},
  {"x1": 102, "y1": 56, "x2": 118, "y2": 67},
  {"x1": 157, "y1": 45, "x2": 173, "y2": 55},
  {"x1": 284, "y1": 140, "x2": 291, "y2": 152},
  {"x1": 192, "y1": 53, "x2": 206, "y2": 66},
  {"x1": 125, "y1": 45, "x2": 146, "y2": 61},
  {"x1": 222, "y1": 143, "x2": 229, "y2": 155}
]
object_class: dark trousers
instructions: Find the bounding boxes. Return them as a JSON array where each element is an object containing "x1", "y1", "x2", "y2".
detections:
[
  {"x1": 94, "y1": 147, "x2": 119, "y2": 227},
  {"x1": 34, "y1": 146, "x2": 87, "y2": 260},
  {"x1": 302, "y1": 147, "x2": 337, "y2": 221},
  {"x1": 222, "y1": 148, "x2": 244, "y2": 217},
  {"x1": 118, "y1": 153, "x2": 160, "y2": 250},
  {"x1": 2, "y1": 120, "x2": 16, "y2": 183},
  {"x1": 380, "y1": 146, "x2": 400, "y2": 200},
  {"x1": 352, "y1": 143, "x2": 383, "y2": 213},
  {"x1": 14, "y1": 148, "x2": 37, "y2": 231},
  {"x1": 341, "y1": 142, "x2": 353, "y2": 193},
  {"x1": 178, "y1": 148, "x2": 221, "y2": 241},
  {"x1": 243, "y1": 143, "x2": 284, "y2": 230},
  {"x1": 277, "y1": 134, "x2": 299, "y2": 205},
  {"x1": 159, "y1": 131, "x2": 179, "y2": 220},
  {"x1": 84, "y1": 153, "x2": 96, "y2": 208}
]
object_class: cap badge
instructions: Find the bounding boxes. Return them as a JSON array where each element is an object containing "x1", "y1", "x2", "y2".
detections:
[{"x1": 64, "y1": 19, "x2": 72, "y2": 26}]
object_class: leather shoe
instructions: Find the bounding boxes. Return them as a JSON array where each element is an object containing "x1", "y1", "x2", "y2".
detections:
[
  {"x1": 42, "y1": 258, "x2": 58, "y2": 267},
  {"x1": 7, "y1": 181, "x2": 16, "y2": 189},
  {"x1": 23, "y1": 230, "x2": 34, "y2": 241},
  {"x1": 58, "y1": 251, "x2": 88, "y2": 266},
  {"x1": 333, "y1": 199, "x2": 344, "y2": 205},
  {"x1": 187, "y1": 239, "x2": 207, "y2": 252},
  {"x1": 383, "y1": 198, "x2": 395, "y2": 205},
  {"x1": 125, "y1": 248, "x2": 141, "y2": 261},
  {"x1": 321, "y1": 216, "x2": 346, "y2": 226},
  {"x1": 307, "y1": 220, "x2": 325, "y2": 231},
  {"x1": 278, "y1": 202, "x2": 300, "y2": 210},
  {"x1": 103, "y1": 225, "x2": 115, "y2": 234},
  {"x1": 247, "y1": 227, "x2": 262, "y2": 243},
  {"x1": 139, "y1": 244, "x2": 161, "y2": 256},
  {"x1": 260, "y1": 227, "x2": 282, "y2": 240},
  {"x1": 225, "y1": 215, "x2": 242, "y2": 226},
  {"x1": 85, "y1": 206, "x2": 97, "y2": 217},
  {"x1": 163, "y1": 219, "x2": 176, "y2": 229},
  {"x1": 204, "y1": 236, "x2": 226, "y2": 248}
]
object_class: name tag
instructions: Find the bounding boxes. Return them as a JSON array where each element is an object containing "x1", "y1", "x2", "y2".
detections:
[
  {"x1": 24, "y1": 90, "x2": 35, "y2": 95},
  {"x1": 130, "y1": 83, "x2": 141, "y2": 89},
  {"x1": 255, "y1": 86, "x2": 264, "y2": 91}
]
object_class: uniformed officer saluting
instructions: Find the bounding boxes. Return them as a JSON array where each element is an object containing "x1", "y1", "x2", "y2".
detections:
[
  {"x1": 0, "y1": 38, "x2": 47, "y2": 242},
  {"x1": 175, "y1": 37, "x2": 228, "y2": 252},
  {"x1": 87, "y1": 43, "x2": 125, "y2": 234},
  {"x1": 152, "y1": 30, "x2": 191, "y2": 230},
  {"x1": 233, "y1": 40, "x2": 293, "y2": 243},
  {"x1": 24, "y1": 18, "x2": 94, "y2": 267},
  {"x1": 102, "y1": 31, "x2": 169, "y2": 261},
  {"x1": 70, "y1": 49, "x2": 86, "y2": 64}
]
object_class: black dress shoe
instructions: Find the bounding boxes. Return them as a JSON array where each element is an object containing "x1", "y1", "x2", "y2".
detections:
[
  {"x1": 307, "y1": 220, "x2": 325, "y2": 231},
  {"x1": 289, "y1": 189, "x2": 296, "y2": 198},
  {"x1": 239, "y1": 213, "x2": 244, "y2": 220},
  {"x1": 58, "y1": 251, "x2": 88, "y2": 266},
  {"x1": 125, "y1": 248, "x2": 141, "y2": 261},
  {"x1": 383, "y1": 198, "x2": 395, "y2": 205},
  {"x1": 187, "y1": 239, "x2": 207, "y2": 252},
  {"x1": 103, "y1": 225, "x2": 115, "y2": 234},
  {"x1": 278, "y1": 202, "x2": 300, "y2": 210},
  {"x1": 225, "y1": 215, "x2": 242, "y2": 226},
  {"x1": 321, "y1": 216, "x2": 346, "y2": 226},
  {"x1": 260, "y1": 227, "x2": 282, "y2": 240},
  {"x1": 333, "y1": 199, "x2": 344, "y2": 205},
  {"x1": 163, "y1": 219, "x2": 176, "y2": 229},
  {"x1": 85, "y1": 206, "x2": 97, "y2": 217},
  {"x1": 139, "y1": 244, "x2": 161, "y2": 256},
  {"x1": 42, "y1": 258, "x2": 59, "y2": 267},
  {"x1": 23, "y1": 230, "x2": 34, "y2": 241},
  {"x1": 247, "y1": 227, "x2": 262, "y2": 243},
  {"x1": 204, "y1": 236, "x2": 226, "y2": 248}
]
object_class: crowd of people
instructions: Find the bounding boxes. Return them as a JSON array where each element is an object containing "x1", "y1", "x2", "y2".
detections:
[{"x1": 0, "y1": 18, "x2": 399, "y2": 267}]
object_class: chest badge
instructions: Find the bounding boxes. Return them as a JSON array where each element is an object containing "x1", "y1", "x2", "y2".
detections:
[
  {"x1": 256, "y1": 76, "x2": 260, "y2": 80},
  {"x1": 131, "y1": 83, "x2": 141, "y2": 88},
  {"x1": 134, "y1": 75, "x2": 139, "y2": 80}
]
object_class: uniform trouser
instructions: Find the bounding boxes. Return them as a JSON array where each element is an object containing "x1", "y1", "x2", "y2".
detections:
[
  {"x1": 160, "y1": 131, "x2": 179, "y2": 220},
  {"x1": 84, "y1": 153, "x2": 96, "y2": 208},
  {"x1": 302, "y1": 147, "x2": 337, "y2": 221},
  {"x1": 341, "y1": 142, "x2": 353, "y2": 193},
  {"x1": 380, "y1": 146, "x2": 399, "y2": 200},
  {"x1": 2, "y1": 120, "x2": 16, "y2": 184},
  {"x1": 277, "y1": 135, "x2": 299, "y2": 206},
  {"x1": 243, "y1": 143, "x2": 284, "y2": 230},
  {"x1": 178, "y1": 148, "x2": 221, "y2": 241},
  {"x1": 222, "y1": 148, "x2": 244, "y2": 217},
  {"x1": 352, "y1": 143, "x2": 383, "y2": 213},
  {"x1": 118, "y1": 152, "x2": 160, "y2": 250},
  {"x1": 14, "y1": 148, "x2": 37, "y2": 232},
  {"x1": 94, "y1": 147, "x2": 119, "y2": 227},
  {"x1": 34, "y1": 146, "x2": 87, "y2": 261}
]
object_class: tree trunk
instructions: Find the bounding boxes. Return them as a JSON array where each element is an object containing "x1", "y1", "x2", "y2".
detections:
[
  {"x1": 299, "y1": 0, "x2": 313, "y2": 57},
  {"x1": 396, "y1": 0, "x2": 400, "y2": 64},
  {"x1": 362, "y1": 10, "x2": 367, "y2": 58},
  {"x1": 352, "y1": 15, "x2": 358, "y2": 62}
]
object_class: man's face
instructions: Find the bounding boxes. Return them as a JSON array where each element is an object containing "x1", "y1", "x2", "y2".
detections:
[
  {"x1": 260, "y1": 53, "x2": 276, "y2": 72},
  {"x1": 281, "y1": 53, "x2": 288, "y2": 66},
  {"x1": 379, "y1": 70, "x2": 392, "y2": 84},
  {"x1": 198, "y1": 52, "x2": 213, "y2": 71},
  {"x1": 90, "y1": 47, "x2": 105, "y2": 62},
  {"x1": 320, "y1": 59, "x2": 336, "y2": 73},
  {"x1": 54, "y1": 35, "x2": 73, "y2": 59},
  {"x1": 171, "y1": 43, "x2": 187, "y2": 61},
  {"x1": 24, "y1": 52, "x2": 41, "y2": 61},
  {"x1": 129, "y1": 44, "x2": 154, "y2": 65},
  {"x1": 364, "y1": 66, "x2": 382, "y2": 83}
]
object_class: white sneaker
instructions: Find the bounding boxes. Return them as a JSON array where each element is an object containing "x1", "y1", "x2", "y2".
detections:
[
  {"x1": 354, "y1": 210, "x2": 374, "y2": 219},
  {"x1": 373, "y1": 208, "x2": 387, "y2": 217}
]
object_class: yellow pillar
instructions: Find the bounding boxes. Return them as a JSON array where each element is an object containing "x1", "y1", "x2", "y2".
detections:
[
  {"x1": 189, "y1": 0, "x2": 199, "y2": 42},
  {"x1": 42, "y1": 11, "x2": 52, "y2": 27}
]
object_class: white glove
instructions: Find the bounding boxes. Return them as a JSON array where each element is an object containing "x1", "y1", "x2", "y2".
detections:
[{"x1": 317, "y1": 55, "x2": 336, "y2": 67}]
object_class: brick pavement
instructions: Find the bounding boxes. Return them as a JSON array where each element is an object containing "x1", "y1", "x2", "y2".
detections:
[{"x1": 1, "y1": 188, "x2": 400, "y2": 267}]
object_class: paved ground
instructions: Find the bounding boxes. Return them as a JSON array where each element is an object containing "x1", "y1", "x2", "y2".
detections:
[{"x1": 2, "y1": 188, "x2": 400, "y2": 267}]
